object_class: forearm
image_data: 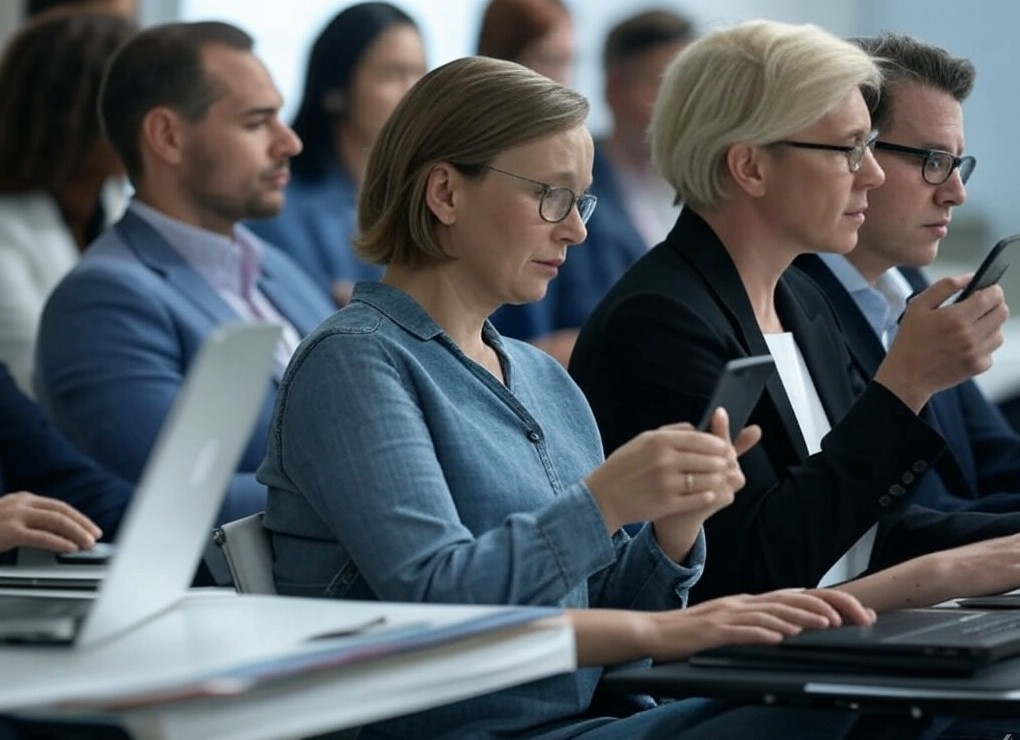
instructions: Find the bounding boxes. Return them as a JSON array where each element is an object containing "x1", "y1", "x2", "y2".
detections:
[
  {"x1": 651, "y1": 518, "x2": 702, "y2": 566},
  {"x1": 832, "y1": 558, "x2": 951, "y2": 611},
  {"x1": 567, "y1": 609, "x2": 653, "y2": 667}
]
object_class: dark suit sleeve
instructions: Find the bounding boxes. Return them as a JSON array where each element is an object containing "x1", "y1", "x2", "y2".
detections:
[
  {"x1": 954, "y1": 379, "x2": 1020, "y2": 495},
  {"x1": 572, "y1": 291, "x2": 946, "y2": 602},
  {"x1": 0, "y1": 364, "x2": 130, "y2": 539}
]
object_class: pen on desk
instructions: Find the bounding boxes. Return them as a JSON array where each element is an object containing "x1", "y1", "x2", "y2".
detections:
[{"x1": 304, "y1": 615, "x2": 388, "y2": 641}]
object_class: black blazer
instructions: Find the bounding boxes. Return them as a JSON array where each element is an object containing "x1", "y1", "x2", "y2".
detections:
[
  {"x1": 570, "y1": 208, "x2": 950, "y2": 602},
  {"x1": 795, "y1": 254, "x2": 1020, "y2": 514}
]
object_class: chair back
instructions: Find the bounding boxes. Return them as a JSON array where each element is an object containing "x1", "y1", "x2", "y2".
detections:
[{"x1": 212, "y1": 512, "x2": 276, "y2": 594}]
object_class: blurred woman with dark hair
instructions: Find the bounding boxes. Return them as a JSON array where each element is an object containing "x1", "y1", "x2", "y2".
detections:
[
  {"x1": 249, "y1": 2, "x2": 427, "y2": 307},
  {"x1": 0, "y1": 10, "x2": 135, "y2": 396}
]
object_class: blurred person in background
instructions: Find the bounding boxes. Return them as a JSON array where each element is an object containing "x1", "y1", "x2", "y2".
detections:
[
  {"x1": 249, "y1": 2, "x2": 427, "y2": 307},
  {"x1": 491, "y1": 9, "x2": 694, "y2": 365},
  {"x1": 0, "y1": 11, "x2": 135, "y2": 396},
  {"x1": 476, "y1": 0, "x2": 575, "y2": 85}
]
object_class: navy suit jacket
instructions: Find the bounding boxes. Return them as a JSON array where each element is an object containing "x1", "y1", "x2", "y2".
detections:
[
  {"x1": 0, "y1": 362, "x2": 130, "y2": 540},
  {"x1": 35, "y1": 208, "x2": 334, "y2": 525},
  {"x1": 795, "y1": 255, "x2": 1020, "y2": 514},
  {"x1": 490, "y1": 139, "x2": 649, "y2": 340}
]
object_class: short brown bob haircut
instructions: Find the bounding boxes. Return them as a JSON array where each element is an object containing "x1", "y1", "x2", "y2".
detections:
[{"x1": 355, "y1": 55, "x2": 589, "y2": 268}]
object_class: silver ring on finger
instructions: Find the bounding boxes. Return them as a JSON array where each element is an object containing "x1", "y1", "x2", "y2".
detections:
[{"x1": 684, "y1": 472, "x2": 695, "y2": 492}]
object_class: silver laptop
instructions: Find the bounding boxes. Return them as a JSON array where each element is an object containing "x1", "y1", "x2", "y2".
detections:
[{"x1": 0, "y1": 322, "x2": 281, "y2": 646}]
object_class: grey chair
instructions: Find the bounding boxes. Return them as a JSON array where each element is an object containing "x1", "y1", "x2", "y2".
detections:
[{"x1": 211, "y1": 512, "x2": 276, "y2": 594}]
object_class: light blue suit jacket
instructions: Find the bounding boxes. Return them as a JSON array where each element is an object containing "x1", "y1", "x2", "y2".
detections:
[{"x1": 35, "y1": 209, "x2": 334, "y2": 524}]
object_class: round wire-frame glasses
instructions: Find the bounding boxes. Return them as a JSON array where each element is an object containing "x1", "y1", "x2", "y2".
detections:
[{"x1": 481, "y1": 165, "x2": 598, "y2": 224}]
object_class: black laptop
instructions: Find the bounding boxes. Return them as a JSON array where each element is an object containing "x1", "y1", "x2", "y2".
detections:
[{"x1": 687, "y1": 607, "x2": 1020, "y2": 676}]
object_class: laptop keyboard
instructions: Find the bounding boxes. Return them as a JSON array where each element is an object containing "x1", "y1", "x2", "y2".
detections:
[
  {"x1": 958, "y1": 613, "x2": 1020, "y2": 638},
  {"x1": 0, "y1": 596, "x2": 90, "y2": 619},
  {"x1": 887, "y1": 610, "x2": 1020, "y2": 644}
]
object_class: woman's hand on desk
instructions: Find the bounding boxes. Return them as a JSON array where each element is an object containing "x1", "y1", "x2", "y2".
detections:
[
  {"x1": 568, "y1": 588, "x2": 874, "y2": 667},
  {"x1": 0, "y1": 491, "x2": 101, "y2": 553}
]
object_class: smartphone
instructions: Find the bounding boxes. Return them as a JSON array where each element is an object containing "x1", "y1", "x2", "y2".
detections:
[
  {"x1": 954, "y1": 233, "x2": 1020, "y2": 304},
  {"x1": 56, "y1": 542, "x2": 117, "y2": 565},
  {"x1": 697, "y1": 355, "x2": 776, "y2": 440}
]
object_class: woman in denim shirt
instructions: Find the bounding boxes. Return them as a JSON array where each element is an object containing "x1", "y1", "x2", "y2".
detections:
[{"x1": 258, "y1": 41, "x2": 992, "y2": 740}]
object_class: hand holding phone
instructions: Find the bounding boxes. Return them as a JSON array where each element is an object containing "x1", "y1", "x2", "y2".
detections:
[
  {"x1": 697, "y1": 356, "x2": 776, "y2": 440},
  {"x1": 953, "y1": 233, "x2": 1020, "y2": 304}
]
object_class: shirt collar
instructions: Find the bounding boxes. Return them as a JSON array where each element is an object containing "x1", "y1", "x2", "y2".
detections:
[
  {"x1": 129, "y1": 200, "x2": 264, "y2": 298},
  {"x1": 818, "y1": 252, "x2": 912, "y2": 343},
  {"x1": 350, "y1": 281, "x2": 507, "y2": 350}
]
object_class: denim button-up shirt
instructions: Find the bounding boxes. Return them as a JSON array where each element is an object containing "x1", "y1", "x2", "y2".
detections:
[{"x1": 259, "y1": 281, "x2": 706, "y2": 739}]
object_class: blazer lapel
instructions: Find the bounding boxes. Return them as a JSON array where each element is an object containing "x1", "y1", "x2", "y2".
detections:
[
  {"x1": 114, "y1": 210, "x2": 238, "y2": 325},
  {"x1": 257, "y1": 249, "x2": 320, "y2": 336},
  {"x1": 794, "y1": 254, "x2": 887, "y2": 377},
  {"x1": 777, "y1": 273, "x2": 861, "y2": 431},
  {"x1": 669, "y1": 211, "x2": 808, "y2": 459}
]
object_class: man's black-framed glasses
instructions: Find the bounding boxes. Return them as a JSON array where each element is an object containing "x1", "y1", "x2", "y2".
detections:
[
  {"x1": 482, "y1": 165, "x2": 598, "y2": 224},
  {"x1": 873, "y1": 141, "x2": 976, "y2": 185},
  {"x1": 777, "y1": 129, "x2": 879, "y2": 173}
]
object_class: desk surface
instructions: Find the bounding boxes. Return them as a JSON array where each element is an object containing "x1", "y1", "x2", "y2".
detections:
[{"x1": 0, "y1": 592, "x2": 576, "y2": 740}]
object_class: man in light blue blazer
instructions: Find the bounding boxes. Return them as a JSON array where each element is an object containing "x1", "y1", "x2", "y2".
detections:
[{"x1": 35, "y1": 21, "x2": 333, "y2": 533}]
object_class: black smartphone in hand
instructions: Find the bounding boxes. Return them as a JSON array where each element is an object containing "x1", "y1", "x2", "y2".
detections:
[
  {"x1": 954, "y1": 233, "x2": 1020, "y2": 304},
  {"x1": 697, "y1": 355, "x2": 776, "y2": 440}
]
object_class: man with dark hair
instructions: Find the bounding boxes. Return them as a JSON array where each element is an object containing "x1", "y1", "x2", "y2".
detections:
[
  {"x1": 490, "y1": 9, "x2": 695, "y2": 365},
  {"x1": 795, "y1": 33, "x2": 1020, "y2": 515},
  {"x1": 35, "y1": 22, "x2": 333, "y2": 544}
]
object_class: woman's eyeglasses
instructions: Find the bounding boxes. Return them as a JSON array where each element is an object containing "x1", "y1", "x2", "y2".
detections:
[
  {"x1": 777, "y1": 129, "x2": 879, "y2": 173},
  {"x1": 481, "y1": 165, "x2": 598, "y2": 224}
]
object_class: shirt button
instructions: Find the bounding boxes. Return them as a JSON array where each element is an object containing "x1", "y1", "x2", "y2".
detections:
[
  {"x1": 901, "y1": 472, "x2": 915, "y2": 485},
  {"x1": 888, "y1": 484, "x2": 906, "y2": 497},
  {"x1": 879, "y1": 495, "x2": 892, "y2": 508},
  {"x1": 527, "y1": 431, "x2": 541, "y2": 443},
  {"x1": 911, "y1": 461, "x2": 929, "y2": 474}
]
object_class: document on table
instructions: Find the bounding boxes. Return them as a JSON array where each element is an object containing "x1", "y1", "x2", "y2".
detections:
[{"x1": 59, "y1": 606, "x2": 563, "y2": 710}]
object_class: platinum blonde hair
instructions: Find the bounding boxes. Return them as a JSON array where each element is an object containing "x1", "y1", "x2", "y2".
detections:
[{"x1": 651, "y1": 19, "x2": 881, "y2": 209}]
